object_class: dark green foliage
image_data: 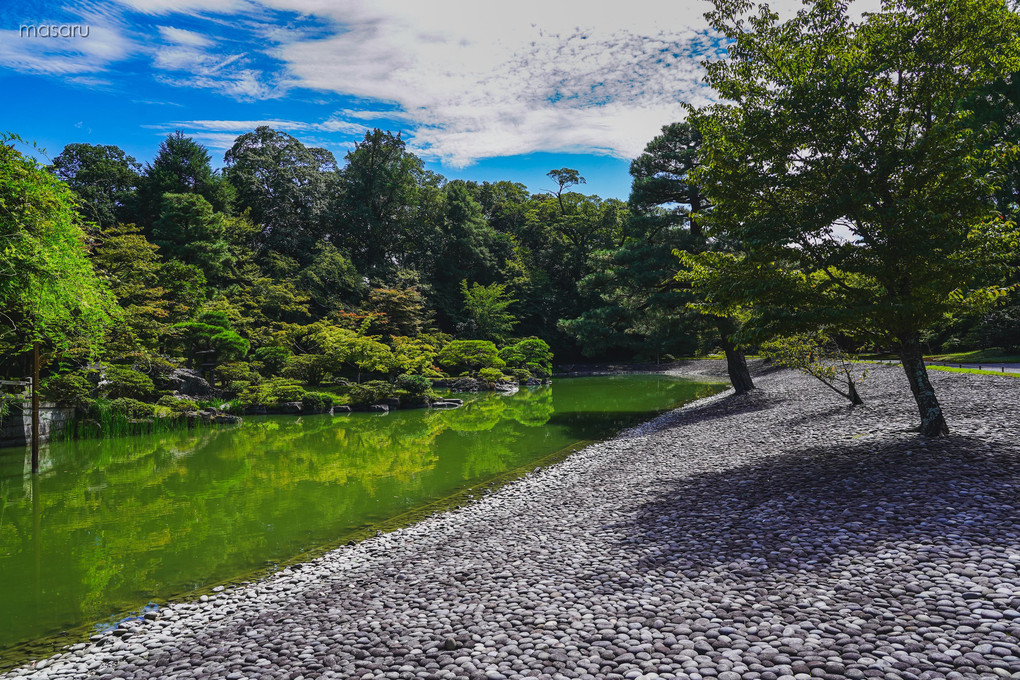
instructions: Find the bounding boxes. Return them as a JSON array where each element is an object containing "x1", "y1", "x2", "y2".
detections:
[
  {"x1": 301, "y1": 391, "x2": 335, "y2": 413},
  {"x1": 298, "y1": 241, "x2": 365, "y2": 312},
  {"x1": 50, "y1": 143, "x2": 141, "y2": 229},
  {"x1": 224, "y1": 126, "x2": 337, "y2": 260},
  {"x1": 395, "y1": 373, "x2": 432, "y2": 397},
  {"x1": 102, "y1": 365, "x2": 155, "y2": 400},
  {"x1": 136, "y1": 131, "x2": 234, "y2": 228},
  {"x1": 253, "y1": 346, "x2": 291, "y2": 377},
  {"x1": 153, "y1": 193, "x2": 232, "y2": 281},
  {"x1": 41, "y1": 371, "x2": 93, "y2": 408}
]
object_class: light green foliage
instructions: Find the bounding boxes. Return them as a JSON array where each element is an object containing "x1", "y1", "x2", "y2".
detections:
[
  {"x1": 390, "y1": 335, "x2": 442, "y2": 376},
  {"x1": 499, "y1": 338, "x2": 554, "y2": 379},
  {"x1": 760, "y1": 333, "x2": 868, "y2": 405},
  {"x1": 460, "y1": 280, "x2": 518, "y2": 343},
  {"x1": 477, "y1": 367, "x2": 505, "y2": 384},
  {"x1": 395, "y1": 373, "x2": 433, "y2": 399},
  {"x1": 345, "y1": 380, "x2": 394, "y2": 407},
  {"x1": 108, "y1": 397, "x2": 155, "y2": 418},
  {"x1": 215, "y1": 361, "x2": 259, "y2": 396},
  {"x1": 237, "y1": 377, "x2": 305, "y2": 408},
  {"x1": 437, "y1": 340, "x2": 505, "y2": 375},
  {"x1": 283, "y1": 353, "x2": 331, "y2": 386},
  {"x1": 0, "y1": 135, "x2": 116, "y2": 356},
  {"x1": 155, "y1": 395, "x2": 198, "y2": 413}
]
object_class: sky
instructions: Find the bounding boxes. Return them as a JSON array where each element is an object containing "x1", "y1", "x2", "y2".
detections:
[{"x1": 0, "y1": 0, "x2": 837, "y2": 199}]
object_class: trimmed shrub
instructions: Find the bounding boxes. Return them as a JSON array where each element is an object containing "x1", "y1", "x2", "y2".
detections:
[
  {"x1": 346, "y1": 380, "x2": 394, "y2": 407},
  {"x1": 508, "y1": 368, "x2": 532, "y2": 382},
  {"x1": 42, "y1": 372, "x2": 93, "y2": 408},
  {"x1": 109, "y1": 398, "x2": 155, "y2": 418},
  {"x1": 253, "y1": 345, "x2": 291, "y2": 377},
  {"x1": 156, "y1": 395, "x2": 198, "y2": 413},
  {"x1": 301, "y1": 391, "x2": 335, "y2": 414},
  {"x1": 437, "y1": 340, "x2": 504, "y2": 375},
  {"x1": 395, "y1": 373, "x2": 433, "y2": 397},
  {"x1": 237, "y1": 377, "x2": 306, "y2": 408},
  {"x1": 477, "y1": 367, "x2": 505, "y2": 383},
  {"x1": 102, "y1": 365, "x2": 155, "y2": 400},
  {"x1": 499, "y1": 338, "x2": 553, "y2": 379}
]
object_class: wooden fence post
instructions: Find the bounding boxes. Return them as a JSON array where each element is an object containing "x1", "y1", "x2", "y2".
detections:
[{"x1": 32, "y1": 341, "x2": 40, "y2": 474}]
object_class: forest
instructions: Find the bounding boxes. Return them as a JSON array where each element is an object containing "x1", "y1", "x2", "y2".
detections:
[{"x1": 2, "y1": 0, "x2": 1019, "y2": 437}]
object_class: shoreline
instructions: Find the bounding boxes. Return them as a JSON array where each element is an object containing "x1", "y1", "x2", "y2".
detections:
[{"x1": 3, "y1": 363, "x2": 1019, "y2": 679}]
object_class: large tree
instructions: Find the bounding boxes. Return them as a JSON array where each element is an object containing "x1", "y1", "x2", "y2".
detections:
[
  {"x1": 50, "y1": 143, "x2": 141, "y2": 230},
  {"x1": 136, "y1": 132, "x2": 234, "y2": 229},
  {"x1": 689, "y1": 0, "x2": 1020, "y2": 434},
  {"x1": 0, "y1": 135, "x2": 115, "y2": 360},
  {"x1": 224, "y1": 126, "x2": 337, "y2": 261}
]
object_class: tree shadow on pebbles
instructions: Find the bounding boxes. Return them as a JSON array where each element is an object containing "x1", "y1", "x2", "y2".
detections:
[{"x1": 610, "y1": 434, "x2": 1020, "y2": 589}]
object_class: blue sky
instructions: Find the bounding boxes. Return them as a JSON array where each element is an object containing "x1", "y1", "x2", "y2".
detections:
[{"x1": 0, "y1": 0, "x2": 740, "y2": 200}]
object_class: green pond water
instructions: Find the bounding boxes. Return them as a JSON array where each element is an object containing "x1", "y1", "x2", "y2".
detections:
[{"x1": 0, "y1": 375, "x2": 723, "y2": 656}]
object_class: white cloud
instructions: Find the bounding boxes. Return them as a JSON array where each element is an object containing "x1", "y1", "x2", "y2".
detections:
[
  {"x1": 157, "y1": 26, "x2": 214, "y2": 47},
  {"x1": 0, "y1": 6, "x2": 135, "y2": 75}
]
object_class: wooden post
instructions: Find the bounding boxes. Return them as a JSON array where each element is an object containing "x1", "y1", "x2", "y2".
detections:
[{"x1": 32, "y1": 341, "x2": 40, "y2": 474}]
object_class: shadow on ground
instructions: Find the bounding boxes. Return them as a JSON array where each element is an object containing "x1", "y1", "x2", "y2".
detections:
[{"x1": 608, "y1": 433, "x2": 1020, "y2": 582}]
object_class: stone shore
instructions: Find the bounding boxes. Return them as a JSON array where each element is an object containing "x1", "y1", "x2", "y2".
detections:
[{"x1": 4, "y1": 362, "x2": 1020, "y2": 680}]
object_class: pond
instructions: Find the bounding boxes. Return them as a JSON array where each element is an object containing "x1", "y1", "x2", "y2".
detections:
[{"x1": 0, "y1": 374, "x2": 725, "y2": 657}]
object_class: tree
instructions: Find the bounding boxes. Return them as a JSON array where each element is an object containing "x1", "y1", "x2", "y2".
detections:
[
  {"x1": 297, "y1": 241, "x2": 365, "y2": 313},
  {"x1": 460, "y1": 281, "x2": 518, "y2": 343},
  {"x1": 690, "y1": 0, "x2": 1020, "y2": 434},
  {"x1": 0, "y1": 134, "x2": 115, "y2": 358},
  {"x1": 332, "y1": 129, "x2": 427, "y2": 275},
  {"x1": 546, "y1": 168, "x2": 586, "y2": 214},
  {"x1": 50, "y1": 143, "x2": 141, "y2": 230},
  {"x1": 760, "y1": 333, "x2": 868, "y2": 405},
  {"x1": 437, "y1": 339, "x2": 505, "y2": 375},
  {"x1": 153, "y1": 193, "x2": 232, "y2": 282},
  {"x1": 136, "y1": 131, "x2": 233, "y2": 229},
  {"x1": 224, "y1": 126, "x2": 337, "y2": 260},
  {"x1": 168, "y1": 311, "x2": 249, "y2": 379}
]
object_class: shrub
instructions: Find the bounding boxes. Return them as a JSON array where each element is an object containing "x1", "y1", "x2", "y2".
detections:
[
  {"x1": 156, "y1": 395, "x2": 198, "y2": 413},
  {"x1": 237, "y1": 377, "x2": 306, "y2": 407},
  {"x1": 102, "y1": 365, "x2": 155, "y2": 400},
  {"x1": 437, "y1": 340, "x2": 505, "y2": 376},
  {"x1": 477, "y1": 367, "x2": 505, "y2": 383},
  {"x1": 253, "y1": 345, "x2": 292, "y2": 376},
  {"x1": 346, "y1": 380, "x2": 394, "y2": 407},
  {"x1": 42, "y1": 371, "x2": 93, "y2": 408},
  {"x1": 499, "y1": 338, "x2": 553, "y2": 379},
  {"x1": 109, "y1": 397, "x2": 155, "y2": 418},
  {"x1": 216, "y1": 361, "x2": 259, "y2": 395},
  {"x1": 301, "y1": 391, "x2": 335, "y2": 413},
  {"x1": 395, "y1": 373, "x2": 433, "y2": 397},
  {"x1": 508, "y1": 368, "x2": 532, "y2": 382}
]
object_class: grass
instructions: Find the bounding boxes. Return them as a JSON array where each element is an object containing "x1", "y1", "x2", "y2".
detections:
[
  {"x1": 926, "y1": 365, "x2": 1020, "y2": 378},
  {"x1": 926, "y1": 348, "x2": 1020, "y2": 364}
]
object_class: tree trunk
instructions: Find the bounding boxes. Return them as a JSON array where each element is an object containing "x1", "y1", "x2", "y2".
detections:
[
  {"x1": 898, "y1": 334, "x2": 948, "y2": 436},
  {"x1": 716, "y1": 318, "x2": 754, "y2": 394},
  {"x1": 32, "y1": 341, "x2": 40, "y2": 475},
  {"x1": 848, "y1": 379, "x2": 863, "y2": 406}
]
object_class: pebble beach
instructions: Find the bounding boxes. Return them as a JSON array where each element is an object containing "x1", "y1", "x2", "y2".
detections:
[{"x1": 4, "y1": 362, "x2": 1019, "y2": 680}]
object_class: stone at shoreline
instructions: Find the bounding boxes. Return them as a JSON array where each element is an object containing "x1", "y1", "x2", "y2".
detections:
[
  {"x1": 159, "y1": 368, "x2": 213, "y2": 398},
  {"x1": 279, "y1": 401, "x2": 302, "y2": 414},
  {"x1": 332, "y1": 405, "x2": 352, "y2": 414},
  {"x1": 368, "y1": 404, "x2": 389, "y2": 413}
]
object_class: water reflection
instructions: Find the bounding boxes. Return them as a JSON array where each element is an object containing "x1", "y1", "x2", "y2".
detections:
[{"x1": 0, "y1": 376, "x2": 723, "y2": 653}]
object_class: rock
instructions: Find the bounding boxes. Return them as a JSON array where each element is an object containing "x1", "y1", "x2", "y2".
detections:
[
  {"x1": 381, "y1": 397, "x2": 401, "y2": 408},
  {"x1": 280, "y1": 401, "x2": 303, "y2": 414},
  {"x1": 165, "y1": 368, "x2": 212, "y2": 398},
  {"x1": 430, "y1": 400, "x2": 461, "y2": 410},
  {"x1": 369, "y1": 404, "x2": 389, "y2": 413},
  {"x1": 332, "y1": 405, "x2": 352, "y2": 414},
  {"x1": 213, "y1": 414, "x2": 242, "y2": 425},
  {"x1": 244, "y1": 404, "x2": 268, "y2": 416}
]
